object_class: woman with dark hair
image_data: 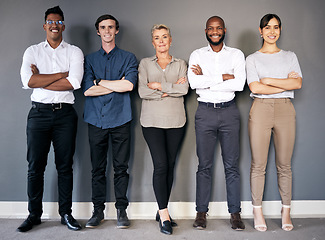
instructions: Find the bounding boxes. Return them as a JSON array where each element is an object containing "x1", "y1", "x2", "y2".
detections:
[
  {"x1": 138, "y1": 24, "x2": 188, "y2": 235},
  {"x1": 246, "y1": 14, "x2": 302, "y2": 232}
]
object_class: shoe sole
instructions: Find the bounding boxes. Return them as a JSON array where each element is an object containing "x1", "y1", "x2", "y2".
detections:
[
  {"x1": 117, "y1": 225, "x2": 130, "y2": 229},
  {"x1": 232, "y1": 227, "x2": 245, "y2": 231},
  {"x1": 85, "y1": 219, "x2": 104, "y2": 228},
  {"x1": 193, "y1": 225, "x2": 206, "y2": 230}
]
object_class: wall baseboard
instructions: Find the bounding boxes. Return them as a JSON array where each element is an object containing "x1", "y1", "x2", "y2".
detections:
[{"x1": 2, "y1": 200, "x2": 324, "y2": 219}]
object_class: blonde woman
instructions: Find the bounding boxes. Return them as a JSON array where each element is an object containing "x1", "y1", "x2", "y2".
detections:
[{"x1": 138, "y1": 24, "x2": 188, "y2": 235}]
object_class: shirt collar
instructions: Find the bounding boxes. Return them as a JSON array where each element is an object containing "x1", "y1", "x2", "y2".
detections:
[
  {"x1": 149, "y1": 55, "x2": 179, "y2": 63},
  {"x1": 44, "y1": 39, "x2": 66, "y2": 49},
  {"x1": 99, "y1": 45, "x2": 119, "y2": 56},
  {"x1": 207, "y1": 42, "x2": 227, "y2": 52}
]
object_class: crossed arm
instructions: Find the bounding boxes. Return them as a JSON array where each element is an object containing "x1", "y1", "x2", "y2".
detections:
[
  {"x1": 146, "y1": 77, "x2": 187, "y2": 98},
  {"x1": 249, "y1": 71, "x2": 302, "y2": 95},
  {"x1": 27, "y1": 64, "x2": 73, "y2": 91},
  {"x1": 83, "y1": 77, "x2": 134, "y2": 97},
  {"x1": 190, "y1": 64, "x2": 234, "y2": 81}
]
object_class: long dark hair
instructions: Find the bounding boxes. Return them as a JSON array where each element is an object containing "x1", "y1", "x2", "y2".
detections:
[{"x1": 260, "y1": 13, "x2": 281, "y2": 30}]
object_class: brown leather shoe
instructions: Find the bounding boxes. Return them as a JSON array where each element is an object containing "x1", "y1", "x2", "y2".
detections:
[
  {"x1": 230, "y1": 212, "x2": 245, "y2": 231},
  {"x1": 193, "y1": 212, "x2": 207, "y2": 229}
]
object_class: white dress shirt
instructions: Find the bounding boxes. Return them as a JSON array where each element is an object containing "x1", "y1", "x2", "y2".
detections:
[
  {"x1": 188, "y1": 44, "x2": 246, "y2": 103},
  {"x1": 21, "y1": 40, "x2": 84, "y2": 104}
]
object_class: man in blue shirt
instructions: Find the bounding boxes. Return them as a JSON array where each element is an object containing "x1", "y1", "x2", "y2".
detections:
[{"x1": 82, "y1": 14, "x2": 138, "y2": 229}]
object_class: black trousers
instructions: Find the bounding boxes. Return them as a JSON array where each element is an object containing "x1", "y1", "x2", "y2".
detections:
[
  {"x1": 142, "y1": 126, "x2": 185, "y2": 210},
  {"x1": 26, "y1": 103, "x2": 77, "y2": 217},
  {"x1": 195, "y1": 102, "x2": 241, "y2": 213},
  {"x1": 88, "y1": 122, "x2": 131, "y2": 211}
]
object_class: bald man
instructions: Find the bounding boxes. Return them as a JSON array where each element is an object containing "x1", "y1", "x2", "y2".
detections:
[{"x1": 188, "y1": 16, "x2": 245, "y2": 231}]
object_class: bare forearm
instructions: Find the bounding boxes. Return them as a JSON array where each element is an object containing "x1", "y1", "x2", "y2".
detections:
[
  {"x1": 43, "y1": 78, "x2": 74, "y2": 91},
  {"x1": 84, "y1": 86, "x2": 113, "y2": 96},
  {"x1": 222, "y1": 74, "x2": 234, "y2": 81},
  {"x1": 261, "y1": 77, "x2": 302, "y2": 90},
  {"x1": 99, "y1": 79, "x2": 133, "y2": 92},
  {"x1": 28, "y1": 72, "x2": 67, "y2": 88},
  {"x1": 249, "y1": 81, "x2": 285, "y2": 95}
]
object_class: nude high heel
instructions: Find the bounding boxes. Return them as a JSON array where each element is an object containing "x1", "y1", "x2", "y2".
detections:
[
  {"x1": 253, "y1": 205, "x2": 267, "y2": 232},
  {"x1": 281, "y1": 205, "x2": 294, "y2": 231}
]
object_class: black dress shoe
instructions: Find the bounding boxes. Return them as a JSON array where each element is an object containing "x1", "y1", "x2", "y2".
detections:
[
  {"x1": 61, "y1": 214, "x2": 82, "y2": 231},
  {"x1": 230, "y1": 212, "x2": 245, "y2": 231},
  {"x1": 17, "y1": 215, "x2": 41, "y2": 232},
  {"x1": 155, "y1": 211, "x2": 178, "y2": 227},
  {"x1": 159, "y1": 219, "x2": 173, "y2": 235},
  {"x1": 117, "y1": 209, "x2": 130, "y2": 229},
  {"x1": 85, "y1": 210, "x2": 104, "y2": 228}
]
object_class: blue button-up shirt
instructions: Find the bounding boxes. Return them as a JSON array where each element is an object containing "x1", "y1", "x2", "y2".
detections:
[{"x1": 82, "y1": 46, "x2": 138, "y2": 129}]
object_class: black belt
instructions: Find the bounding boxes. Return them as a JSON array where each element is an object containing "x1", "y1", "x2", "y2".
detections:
[
  {"x1": 32, "y1": 102, "x2": 72, "y2": 111},
  {"x1": 199, "y1": 99, "x2": 235, "y2": 109}
]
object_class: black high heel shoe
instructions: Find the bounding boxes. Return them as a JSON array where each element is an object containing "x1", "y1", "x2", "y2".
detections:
[
  {"x1": 159, "y1": 219, "x2": 173, "y2": 235},
  {"x1": 156, "y1": 211, "x2": 178, "y2": 227}
]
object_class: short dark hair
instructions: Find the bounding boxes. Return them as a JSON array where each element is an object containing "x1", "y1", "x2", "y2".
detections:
[
  {"x1": 206, "y1": 16, "x2": 225, "y2": 29},
  {"x1": 260, "y1": 13, "x2": 281, "y2": 29},
  {"x1": 45, "y1": 6, "x2": 64, "y2": 22},
  {"x1": 95, "y1": 14, "x2": 119, "y2": 31}
]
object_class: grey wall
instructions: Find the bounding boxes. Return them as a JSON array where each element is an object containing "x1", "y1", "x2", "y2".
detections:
[{"x1": 0, "y1": 0, "x2": 324, "y2": 204}]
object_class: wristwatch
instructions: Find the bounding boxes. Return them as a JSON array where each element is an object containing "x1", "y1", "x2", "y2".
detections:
[{"x1": 95, "y1": 78, "x2": 101, "y2": 86}]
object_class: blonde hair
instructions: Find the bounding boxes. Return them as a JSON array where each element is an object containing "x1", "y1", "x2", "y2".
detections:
[{"x1": 151, "y1": 24, "x2": 171, "y2": 38}]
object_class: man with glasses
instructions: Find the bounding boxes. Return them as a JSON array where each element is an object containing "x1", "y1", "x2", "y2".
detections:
[{"x1": 18, "y1": 6, "x2": 84, "y2": 232}]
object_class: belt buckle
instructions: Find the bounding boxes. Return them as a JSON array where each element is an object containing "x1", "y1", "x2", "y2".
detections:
[
  {"x1": 213, "y1": 103, "x2": 221, "y2": 109},
  {"x1": 52, "y1": 103, "x2": 62, "y2": 111}
]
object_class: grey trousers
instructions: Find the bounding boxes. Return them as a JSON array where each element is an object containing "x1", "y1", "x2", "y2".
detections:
[{"x1": 195, "y1": 101, "x2": 241, "y2": 213}]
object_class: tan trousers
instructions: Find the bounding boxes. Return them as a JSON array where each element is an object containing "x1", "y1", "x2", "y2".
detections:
[{"x1": 248, "y1": 98, "x2": 296, "y2": 206}]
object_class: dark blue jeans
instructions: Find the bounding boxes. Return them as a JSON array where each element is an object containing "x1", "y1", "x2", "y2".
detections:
[
  {"x1": 26, "y1": 103, "x2": 77, "y2": 217},
  {"x1": 88, "y1": 122, "x2": 131, "y2": 211},
  {"x1": 195, "y1": 102, "x2": 241, "y2": 213}
]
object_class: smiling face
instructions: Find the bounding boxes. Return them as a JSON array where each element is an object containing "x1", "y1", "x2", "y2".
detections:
[
  {"x1": 259, "y1": 17, "x2": 281, "y2": 44},
  {"x1": 152, "y1": 28, "x2": 172, "y2": 54},
  {"x1": 43, "y1": 13, "x2": 65, "y2": 43},
  {"x1": 97, "y1": 19, "x2": 119, "y2": 45},
  {"x1": 205, "y1": 17, "x2": 226, "y2": 46}
]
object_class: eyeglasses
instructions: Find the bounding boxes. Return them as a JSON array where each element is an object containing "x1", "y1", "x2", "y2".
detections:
[{"x1": 46, "y1": 20, "x2": 64, "y2": 25}]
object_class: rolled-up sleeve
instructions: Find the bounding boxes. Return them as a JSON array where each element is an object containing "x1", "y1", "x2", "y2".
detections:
[
  {"x1": 20, "y1": 47, "x2": 35, "y2": 89},
  {"x1": 66, "y1": 46, "x2": 84, "y2": 90},
  {"x1": 124, "y1": 53, "x2": 138, "y2": 88},
  {"x1": 82, "y1": 56, "x2": 96, "y2": 92}
]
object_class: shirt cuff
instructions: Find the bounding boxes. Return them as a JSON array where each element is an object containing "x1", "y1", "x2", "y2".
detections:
[
  {"x1": 21, "y1": 74, "x2": 32, "y2": 89},
  {"x1": 209, "y1": 74, "x2": 223, "y2": 90},
  {"x1": 66, "y1": 76, "x2": 81, "y2": 90}
]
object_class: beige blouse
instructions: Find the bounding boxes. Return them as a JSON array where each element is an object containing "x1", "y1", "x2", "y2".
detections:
[{"x1": 138, "y1": 56, "x2": 189, "y2": 128}]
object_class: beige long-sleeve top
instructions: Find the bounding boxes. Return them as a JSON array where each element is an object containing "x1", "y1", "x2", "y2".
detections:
[{"x1": 138, "y1": 56, "x2": 189, "y2": 128}]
